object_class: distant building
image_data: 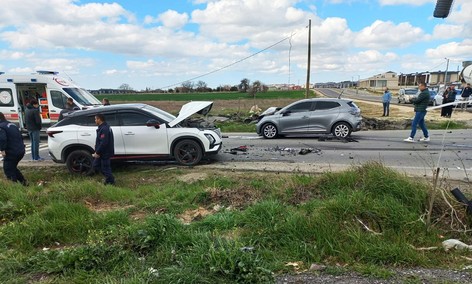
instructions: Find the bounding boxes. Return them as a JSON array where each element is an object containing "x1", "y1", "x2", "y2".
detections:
[
  {"x1": 358, "y1": 71, "x2": 397, "y2": 91},
  {"x1": 398, "y1": 71, "x2": 460, "y2": 87}
]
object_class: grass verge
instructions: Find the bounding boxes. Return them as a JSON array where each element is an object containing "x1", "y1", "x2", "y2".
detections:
[{"x1": 0, "y1": 162, "x2": 469, "y2": 283}]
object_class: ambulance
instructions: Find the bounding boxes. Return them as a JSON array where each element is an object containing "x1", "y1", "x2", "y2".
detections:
[{"x1": 0, "y1": 71, "x2": 102, "y2": 131}]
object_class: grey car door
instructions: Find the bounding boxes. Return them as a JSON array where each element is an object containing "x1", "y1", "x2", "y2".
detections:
[
  {"x1": 278, "y1": 101, "x2": 313, "y2": 134},
  {"x1": 308, "y1": 101, "x2": 341, "y2": 133}
]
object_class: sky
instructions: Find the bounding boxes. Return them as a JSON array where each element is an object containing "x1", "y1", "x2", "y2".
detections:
[{"x1": 0, "y1": 0, "x2": 471, "y2": 91}]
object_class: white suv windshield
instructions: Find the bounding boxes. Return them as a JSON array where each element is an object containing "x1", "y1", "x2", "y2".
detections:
[
  {"x1": 142, "y1": 104, "x2": 176, "y2": 123},
  {"x1": 63, "y1": 88, "x2": 101, "y2": 106}
]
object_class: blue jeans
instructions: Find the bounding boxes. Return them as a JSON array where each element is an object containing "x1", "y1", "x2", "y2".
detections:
[
  {"x1": 382, "y1": 102, "x2": 390, "y2": 116},
  {"x1": 409, "y1": 111, "x2": 429, "y2": 139},
  {"x1": 28, "y1": 130, "x2": 40, "y2": 160}
]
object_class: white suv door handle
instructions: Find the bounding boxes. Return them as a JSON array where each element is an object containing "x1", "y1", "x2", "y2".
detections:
[
  {"x1": 80, "y1": 133, "x2": 92, "y2": 136},
  {"x1": 124, "y1": 132, "x2": 135, "y2": 135}
]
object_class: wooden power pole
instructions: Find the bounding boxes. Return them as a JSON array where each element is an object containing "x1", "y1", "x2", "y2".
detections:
[{"x1": 305, "y1": 19, "x2": 311, "y2": 98}]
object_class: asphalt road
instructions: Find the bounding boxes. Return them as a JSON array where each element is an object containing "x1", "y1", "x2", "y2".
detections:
[
  {"x1": 214, "y1": 129, "x2": 472, "y2": 181},
  {"x1": 18, "y1": 127, "x2": 472, "y2": 181}
]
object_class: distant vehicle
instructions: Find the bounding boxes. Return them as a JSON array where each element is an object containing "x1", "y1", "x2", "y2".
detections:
[
  {"x1": 47, "y1": 102, "x2": 222, "y2": 174},
  {"x1": 0, "y1": 71, "x2": 102, "y2": 131},
  {"x1": 397, "y1": 88, "x2": 419, "y2": 104},
  {"x1": 256, "y1": 98, "x2": 362, "y2": 139}
]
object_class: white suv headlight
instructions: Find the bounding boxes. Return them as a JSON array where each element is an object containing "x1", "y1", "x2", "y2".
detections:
[{"x1": 204, "y1": 133, "x2": 216, "y2": 147}]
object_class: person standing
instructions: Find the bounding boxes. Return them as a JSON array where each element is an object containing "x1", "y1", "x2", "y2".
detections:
[
  {"x1": 404, "y1": 82, "x2": 430, "y2": 143},
  {"x1": 25, "y1": 99, "x2": 43, "y2": 161},
  {"x1": 381, "y1": 87, "x2": 392, "y2": 116},
  {"x1": 92, "y1": 114, "x2": 115, "y2": 185},
  {"x1": 445, "y1": 86, "x2": 457, "y2": 118},
  {"x1": 102, "y1": 98, "x2": 110, "y2": 106},
  {"x1": 0, "y1": 112, "x2": 27, "y2": 185},
  {"x1": 460, "y1": 83, "x2": 472, "y2": 111}
]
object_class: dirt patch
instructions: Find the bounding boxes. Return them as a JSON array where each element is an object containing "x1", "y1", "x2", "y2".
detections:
[
  {"x1": 178, "y1": 206, "x2": 214, "y2": 224},
  {"x1": 84, "y1": 200, "x2": 134, "y2": 212},
  {"x1": 204, "y1": 185, "x2": 263, "y2": 209},
  {"x1": 177, "y1": 172, "x2": 208, "y2": 183}
]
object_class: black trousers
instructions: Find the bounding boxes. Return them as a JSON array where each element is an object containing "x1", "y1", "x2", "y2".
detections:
[
  {"x1": 93, "y1": 157, "x2": 115, "y2": 185},
  {"x1": 3, "y1": 152, "x2": 26, "y2": 185}
]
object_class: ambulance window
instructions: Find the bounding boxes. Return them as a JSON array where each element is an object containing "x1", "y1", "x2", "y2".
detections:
[
  {"x1": 0, "y1": 89, "x2": 14, "y2": 107},
  {"x1": 51, "y1": 91, "x2": 69, "y2": 109}
]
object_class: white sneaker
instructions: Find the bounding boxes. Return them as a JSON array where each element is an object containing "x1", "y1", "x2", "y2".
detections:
[
  {"x1": 403, "y1": 137, "x2": 415, "y2": 142},
  {"x1": 419, "y1": 137, "x2": 430, "y2": 142}
]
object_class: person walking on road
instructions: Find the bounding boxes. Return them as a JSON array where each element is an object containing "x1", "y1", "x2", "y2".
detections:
[
  {"x1": 25, "y1": 99, "x2": 43, "y2": 161},
  {"x1": 0, "y1": 112, "x2": 27, "y2": 186},
  {"x1": 404, "y1": 82, "x2": 430, "y2": 143},
  {"x1": 382, "y1": 87, "x2": 392, "y2": 116},
  {"x1": 92, "y1": 114, "x2": 115, "y2": 185},
  {"x1": 461, "y1": 83, "x2": 472, "y2": 111}
]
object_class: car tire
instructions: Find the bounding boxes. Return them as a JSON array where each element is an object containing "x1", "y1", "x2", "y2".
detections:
[
  {"x1": 332, "y1": 122, "x2": 352, "y2": 138},
  {"x1": 66, "y1": 150, "x2": 95, "y2": 175},
  {"x1": 173, "y1": 139, "x2": 203, "y2": 166},
  {"x1": 261, "y1": 123, "x2": 278, "y2": 139}
]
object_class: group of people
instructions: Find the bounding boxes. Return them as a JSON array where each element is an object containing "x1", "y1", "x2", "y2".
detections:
[
  {"x1": 0, "y1": 97, "x2": 115, "y2": 186},
  {"x1": 381, "y1": 83, "x2": 472, "y2": 143}
]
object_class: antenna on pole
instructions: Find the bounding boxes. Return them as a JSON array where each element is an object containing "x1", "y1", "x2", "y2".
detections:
[{"x1": 305, "y1": 19, "x2": 312, "y2": 99}]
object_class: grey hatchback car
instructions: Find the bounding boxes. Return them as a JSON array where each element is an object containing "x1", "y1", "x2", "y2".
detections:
[{"x1": 256, "y1": 98, "x2": 362, "y2": 139}]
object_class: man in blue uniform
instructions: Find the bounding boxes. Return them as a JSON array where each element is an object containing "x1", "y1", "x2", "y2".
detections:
[
  {"x1": 0, "y1": 112, "x2": 27, "y2": 185},
  {"x1": 92, "y1": 113, "x2": 115, "y2": 185}
]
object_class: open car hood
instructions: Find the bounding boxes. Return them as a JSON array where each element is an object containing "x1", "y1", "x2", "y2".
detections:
[{"x1": 168, "y1": 101, "x2": 213, "y2": 127}]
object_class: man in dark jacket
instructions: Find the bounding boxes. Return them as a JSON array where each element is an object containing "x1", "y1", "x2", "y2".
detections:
[
  {"x1": 92, "y1": 113, "x2": 115, "y2": 185},
  {"x1": 404, "y1": 82, "x2": 430, "y2": 143},
  {"x1": 0, "y1": 112, "x2": 27, "y2": 185},
  {"x1": 24, "y1": 99, "x2": 43, "y2": 160}
]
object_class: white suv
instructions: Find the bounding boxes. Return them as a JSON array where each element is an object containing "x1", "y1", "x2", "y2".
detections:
[{"x1": 47, "y1": 102, "x2": 222, "y2": 174}]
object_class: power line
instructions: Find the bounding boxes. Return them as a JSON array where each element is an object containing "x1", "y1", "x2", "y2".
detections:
[{"x1": 158, "y1": 31, "x2": 300, "y2": 90}]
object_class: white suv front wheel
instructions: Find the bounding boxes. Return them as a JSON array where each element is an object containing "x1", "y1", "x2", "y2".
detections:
[
  {"x1": 66, "y1": 149, "x2": 95, "y2": 175},
  {"x1": 173, "y1": 139, "x2": 203, "y2": 166}
]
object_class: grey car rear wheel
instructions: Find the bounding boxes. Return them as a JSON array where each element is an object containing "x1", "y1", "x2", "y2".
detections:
[
  {"x1": 262, "y1": 123, "x2": 278, "y2": 139},
  {"x1": 332, "y1": 122, "x2": 352, "y2": 138}
]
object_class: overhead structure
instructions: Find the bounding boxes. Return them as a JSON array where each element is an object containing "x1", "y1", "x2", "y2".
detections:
[{"x1": 433, "y1": 0, "x2": 455, "y2": 18}]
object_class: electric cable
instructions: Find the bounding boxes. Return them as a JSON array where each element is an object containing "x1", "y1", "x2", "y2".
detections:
[{"x1": 158, "y1": 30, "x2": 302, "y2": 90}]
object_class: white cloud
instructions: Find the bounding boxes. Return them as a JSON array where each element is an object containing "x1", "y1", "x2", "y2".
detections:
[
  {"x1": 0, "y1": 50, "x2": 35, "y2": 60},
  {"x1": 379, "y1": 0, "x2": 434, "y2": 6},
  {"x1": 425, "y1": 39, "x2": 472, "y2": 60},
  {"x1": 355, "y1": 20, "x2": 425, "y2": 49},
  {"x1": 432, "y1": 24, "x2": 464, "y2": 39},
  {"x1": 157, "y1": 10, "x2": 189, "y2": 29}
]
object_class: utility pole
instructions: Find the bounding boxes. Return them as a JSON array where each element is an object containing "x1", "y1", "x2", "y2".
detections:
[
  {"x1": 444, "y1": 57, "x2": 450, "y2": 85},
  {"x1": 305, "y1": 19, "x2": 311, "y2": 98},
  {"x1": 357, "y1": 75, "x2": 360, "y2": 94}
]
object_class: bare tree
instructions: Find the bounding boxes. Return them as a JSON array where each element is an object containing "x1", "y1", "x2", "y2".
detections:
[
  {"x1": 196, "y1": 80, "x2": 208, "y2": 92},
  {"x1": 181, "y1": 81, "x2": 194, "y2": 93},
  {"x1": 119, "y1": 83, "x2": 133, "y2": 90},
  {"x1": 238, "y1": 78, "x2": 250, "y2": 93}
]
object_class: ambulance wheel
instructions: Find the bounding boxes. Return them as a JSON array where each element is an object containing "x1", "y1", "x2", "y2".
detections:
[{"x1": 66, "y1": 150, "x2": 94, "y2": 175}]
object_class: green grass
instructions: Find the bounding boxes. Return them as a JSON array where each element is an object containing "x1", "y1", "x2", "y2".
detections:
[
  {"x1": 95, "y1": 90, "x2": 307, "y2": 102},
  {"x1": 428, "y1": 120, "x2": 468, "y2": 130},
  {"x1": 0, "y1": 162, "x2": 468, "y2": 283}
]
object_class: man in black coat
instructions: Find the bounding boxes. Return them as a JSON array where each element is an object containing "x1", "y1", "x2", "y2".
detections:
[
  {"x1": 25, "y1": 99, "x2": 43, "y2": 160},
  {"x1": 0, "y1": 112, "x2": 27, "y2": 185},
  {"x1": 92, "y1": 113, "x2": 115, "y2": 185}
]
